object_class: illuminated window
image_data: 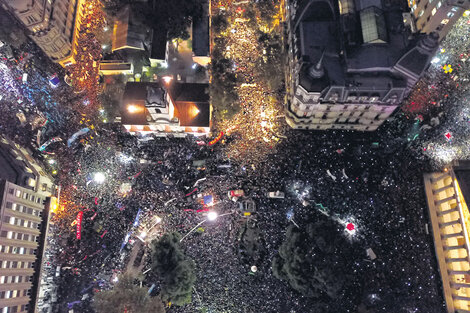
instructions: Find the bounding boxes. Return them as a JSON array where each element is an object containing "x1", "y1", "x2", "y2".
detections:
[
  {"x1": 447, "y1": 12, "x2": 454, "y2": 17},
  {"x1": 432, "y1": 8, "x2": 437, "y2": 15},
  {"x1": 441, "y1": 18, "x2": 449, "y2": 24},
  {"x1": 437, "y1": 1, "x2": 442, "y2": 7}
]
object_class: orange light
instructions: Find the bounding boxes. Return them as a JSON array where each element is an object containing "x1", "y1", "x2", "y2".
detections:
[
  {"x1": 50, "y1": 197, "x2": 58, "y2": 213},
  {"x1": 127, "y1": 104, "x2": 142, "y2": 113}
]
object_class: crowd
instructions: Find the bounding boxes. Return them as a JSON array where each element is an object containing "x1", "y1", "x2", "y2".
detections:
[{"x1": 2, "y1": 2, "x2": 470, "y2": 313}]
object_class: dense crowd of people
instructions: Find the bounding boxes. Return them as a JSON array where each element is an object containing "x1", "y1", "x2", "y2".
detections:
[{"x1": 2, "y1": 2, "x2": 470, "y2": 313}]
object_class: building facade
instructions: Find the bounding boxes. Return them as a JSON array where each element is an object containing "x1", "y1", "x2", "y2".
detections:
[
  {"x1": 284, "y1": 0, "x2": 439, "y2": 131},
  {"x1": 120, "y1": 81, "x2": 211, "y2": 137},
  {"x1": 0, "y1": 0, "x2": 85, "y2": 65},
  {"x1": 424, "y1": 161, "x2": 470, "y2": 313},
  {"x1": 0, "y1": 136, "x2": 54, "y2": 198},
  {"x1": 0, "y1": 180, "x2": 53, "y2": 313},
  {"x1": 409, "y1": 0, "x2": 469, "y2": 41}
]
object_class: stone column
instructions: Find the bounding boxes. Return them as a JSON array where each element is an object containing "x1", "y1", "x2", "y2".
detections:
[
  {"x1": 431, "y1": 173, "x2": 450, "y2": 183},
  {"x1": 451, "y1": 282, "x2": 470, "y2": 289},
  {"x1": 433, "y1": 184, "x2": 454, "y2": 194},
  {"x1": 440, "y1": 219, "x2": 461, "y2": 228},
  {"x1": 441, "y1": 231, "x2": 464, "y2": 239},
  {"x1": 448, "y1": 269, "x2": 470, "y2": 275},
  {"x1": 453, "y1": 294, "x2": 470, "y2": 301},
  {"x1": 444, "y1": 244, "x2": 466, "y2": 251},
  {"x1": 435, "y1": 195, "x2": 457, "y2": 206},
  {"x1": 446, "y1": 257, "x2": 469, "y2": 263},
  {"x1": 438, "y1": 206, "x2": 460, "y2": 217}
]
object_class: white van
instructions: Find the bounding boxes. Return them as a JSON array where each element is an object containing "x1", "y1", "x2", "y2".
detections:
[{"x1": 266, "y1": 191, "x2": 285, "y2": 199}]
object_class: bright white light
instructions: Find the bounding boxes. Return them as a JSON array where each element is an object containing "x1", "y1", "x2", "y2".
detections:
[
  {"x1": 112, "y1": 276, "x2": 119, "y2": 283},
  {"x1": 192, "y1": 63, "x2": 197, "y2": 69},
  {"x1": 251, "y1": 265, "x2": 257, "y2": 272},
  {"x1": 93, "y1": 172, "x2": 106, "y2": 184},
  {"x1": 431, "y1": 57, "x2": 440, "y2": 64},
  {"x1": 119, "y1": 153, "x2": 133, "y2": 163},
  {"x1": 48, "y1": 159, "x2": 55, "y2": 164},
  {"x1": 207, "y1": 211, "x2": 218, "y2": 221},
  {"x1": 127, "y1": 105, "x2": 139, "y2": 113},
  {"x1": 140, "y1": 231, "x2": 147, "y2": 239},
  {"x1": 104, "y1": 26, "x2": 109, "y2": 31},
  {"x1": 161, "y1": 62, "x2": 168, "y2": 68},
  {"x1": 162, "y1": 76, "x2": 173, "y2": 84},
  {"x1": 99, "y1": 109, "x2": 105, "y2": 114},
  {"x1": 101, "y1": 44, "x2": 108, "y2": 49}
]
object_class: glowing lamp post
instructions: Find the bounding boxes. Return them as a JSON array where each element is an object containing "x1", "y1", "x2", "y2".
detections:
[
  {"x1": 180, "y1": 211, "x2": 233, "y2": 242},
  {"x1": 93, "y1": 172, "x2": 106, "y2": 184}
]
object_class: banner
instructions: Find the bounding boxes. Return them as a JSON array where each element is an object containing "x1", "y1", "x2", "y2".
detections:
[
  {"x1": 38, "y1": 137, "x2": 62, "y2": 152},
  {"x1": 76, "y1": 211, "x2": 83, "y2": 240},
  {"x1": 67, "y1": 128, "x2": 90, "y2": 147},
  {"x1": 208, "y1": 131, "x2": 224, "y2": 146}
]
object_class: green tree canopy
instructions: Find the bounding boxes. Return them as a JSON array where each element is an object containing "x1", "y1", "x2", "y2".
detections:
[
  {"x1": 93, "y1": 274, "x2": 165, "y2": 313},
  {"x1": 272, "y1": 219, "x2": 361, "y2": 300},
  {"x1": 150, "y1": 232, "x2": 196, "y2": 306}
]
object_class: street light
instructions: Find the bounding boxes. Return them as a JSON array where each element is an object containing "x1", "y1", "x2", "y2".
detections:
[
  {"x1": 127, "y1": 104, "x2": 139, "y2": 113},
  {"x1": 93, "y1": 172, "x2": 106, "y2": 184},
  {"x1": 207, "y1": 211, "x2": 218, "y2": 221},
  {"x1": 180, "y1": 211, "x2": 233, "y2": 242}
]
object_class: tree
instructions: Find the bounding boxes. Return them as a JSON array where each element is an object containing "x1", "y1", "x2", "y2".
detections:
[
  {"x1": 150, "y1": 232, "x2": 196, "y2": 306},
  {"x1": 93, "y1": 274, "x2": 165, "y2": 313},
  {"x1": 212, "y1": 13, "x2": 229, "y2": 35},
  {"x1": 272, "y1": 219, "x2": 361, "y2": 301}
]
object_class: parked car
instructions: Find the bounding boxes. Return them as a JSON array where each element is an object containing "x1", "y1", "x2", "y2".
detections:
[
  {"x1": 227, "y1": 189, "x2": 244, "y2": 201},
  {"x1": 266, "y1": 191, "x2": 285, "y2": 199}
]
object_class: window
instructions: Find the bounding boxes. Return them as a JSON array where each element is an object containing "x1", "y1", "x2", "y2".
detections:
[
  {"x1": 432, "y1": 8, "x2": 437, "y2": 15},
  {"x1": 447, "y1": 12, "x2": 454, "y2": 17},
  {"x1": 0, "y1": 276, "x2": 4, "y2": 283},
  {"x1": 8, "y1": 188, "x2": 14, "y2": 195},
  {"x1": 437, "y1": 1, "x2": 442, "y2": 8},
  {"x1": 15, "y1": 190, "x2": 21, "y2": 197},
  {"x1": 441, "y1": 18, "x2": 450, "y2": 24},
  {"x1": 6, "y1": 202, "x2": 12, "y2": 209},
  {"x1": 7, "y1": 231, "x2": 13, "y2": 239},
  {"x1": 9, "y1": 216, "x2": 15, "y2": 225},
  {"x1": 22, "y1": 193, "x2": 28, "y2": 200}
]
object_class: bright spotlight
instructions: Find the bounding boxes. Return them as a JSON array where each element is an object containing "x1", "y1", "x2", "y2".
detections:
[
  {"x1": 207, "y1": 211, "x2": 218, "y2": 221},
  {"x1": 162, "y1": 76, "x2": 173, "y2": 84},
  {"x1": 127, "y1": 105, "x2": 139, "y2": 113},
  {"x1": 93, "y1": 172, "x2": 106, "y2": 184}
]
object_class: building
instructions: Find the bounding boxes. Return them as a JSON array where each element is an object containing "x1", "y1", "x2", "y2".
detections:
[
  {"x1": 409, "y1": 0, "x2": 470, "y2": 41},
  {"x1": 112, "y1": 5, "x2": 147, "y2": 52},
  {"x1": 284, "y1": 0, "x2": 440, "y2": 131},
  {"x1": 149, "y1": 28, "x2": 169, "y2": 68},
  {"x1": 0, "y1": 137, "x2": 56, "y2": 313},
  {"x1": 120, "y1": 81, "x2": 211, "y2": 136},
  {"x1": 0, "y1": 0, "x2": 85, "y2": 65},
  {"x1": 424, "y1": 161, "x2": 470, "y2": 313},
  {"x1": 192, "y1": 0, "x2": 210, "y2": 66},
  {"x1": 0, "y1": 136, "x2": 54, "y2": 197},
  {"x1": 99, "y1": 60, "x2": 134, "y2": 76}
]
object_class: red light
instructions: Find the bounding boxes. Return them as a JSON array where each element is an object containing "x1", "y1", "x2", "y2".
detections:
[{"x1": 346, "y1": 223, "x2": 355, "y2": 231}]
